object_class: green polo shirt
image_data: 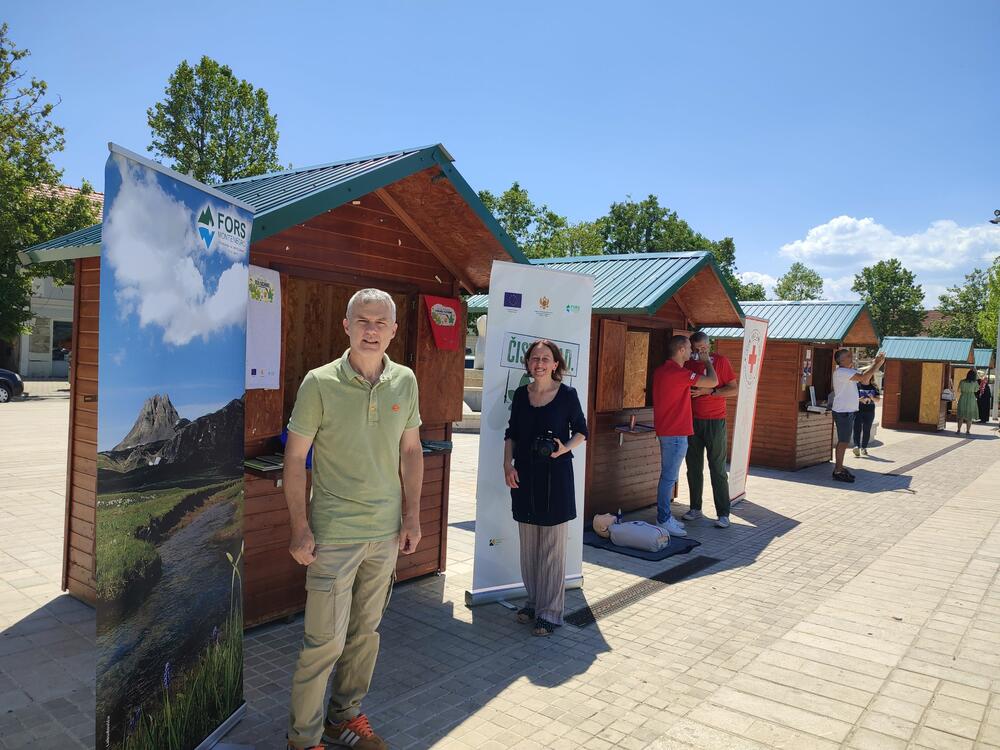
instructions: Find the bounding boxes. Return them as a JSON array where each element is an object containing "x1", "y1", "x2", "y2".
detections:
[{"x1": 287, "y1": 350, "x2": 421, "y2": 544}]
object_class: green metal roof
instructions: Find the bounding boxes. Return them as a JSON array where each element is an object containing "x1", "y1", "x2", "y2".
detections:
[
  {"x1": 699, "y1": 300, "x2": 875, "y2": 343},
  {"x1": 951, "y1": 348, "x2": 995, "y2": 369},
  {"x1": 465, "y1": 251, "x2": 744, "y2": 318},
  {"x1": 21, "y1": 144, "x2": 526, "y2": 266},
  {"x1": 881, "y1": 336, "x2": 973, "y2": 363}
]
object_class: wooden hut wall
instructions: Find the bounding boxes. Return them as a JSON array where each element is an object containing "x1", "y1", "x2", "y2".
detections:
[
  {"x1": 63, "y1": 193, "x2": 466, "y2": 623},
  {"x1": 62, "y1": 257, "x2": 99, "y2": 604},
  {"x1": 714, "y1": 340, "x2": 833, "y2": 471},
  {"x1": 584, "y1": 301, "x2": 688, "y2": 517},
  {"x1": 882, "y1": 359, "x2": 947, "y2": 431}
]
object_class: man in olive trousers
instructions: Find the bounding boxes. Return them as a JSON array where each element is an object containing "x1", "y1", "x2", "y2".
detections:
[
  {"x1": 683, "y1": 332, "x2": 738, "y2": 528},
  {"x1": 284, "y1": 288, "x2": 424, "y2": 750}
]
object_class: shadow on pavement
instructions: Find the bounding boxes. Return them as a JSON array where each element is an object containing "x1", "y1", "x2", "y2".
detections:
[
  {"x1": 229, "y1": 573, "x2": 610, "y2": 748},
  {"x1": 0, "y1": 595, "x2": 95, "y2": 749}
]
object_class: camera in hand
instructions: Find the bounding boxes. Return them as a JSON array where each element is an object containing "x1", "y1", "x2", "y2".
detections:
[{"x1": 532, "y1": 431, "x2": 559, "y2": 458}]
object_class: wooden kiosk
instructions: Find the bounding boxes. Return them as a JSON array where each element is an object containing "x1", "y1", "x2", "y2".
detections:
[
  {"x1": 881, "y1": 336, "x2": 973, "y2": 431},
  {"x1": 701, "y1": 301, "x2": 880, "y2": 471},
  {"x1": 469, "y1": 252, "x2": 745, "y2": 517},
  {"x1": 22, "y1": 144, "x2": 526, "y2": 626}
]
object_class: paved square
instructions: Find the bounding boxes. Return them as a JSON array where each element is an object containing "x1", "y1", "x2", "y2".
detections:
[{"x1": 2, "y1": 389, "x2": 998, "y2": 749}]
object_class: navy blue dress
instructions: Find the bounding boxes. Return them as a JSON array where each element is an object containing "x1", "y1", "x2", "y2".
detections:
[{"x1": 504, "y1": 383, "x2": 589, "y2": 526}]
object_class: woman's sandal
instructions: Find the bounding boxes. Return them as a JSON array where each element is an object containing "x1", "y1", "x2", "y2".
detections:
[
  {"x1": 516, "y1": 607, "x2": 535, "y2": 625},
  {"x1": 532, "y1": 617, "x2": 557, "y2": 637}
]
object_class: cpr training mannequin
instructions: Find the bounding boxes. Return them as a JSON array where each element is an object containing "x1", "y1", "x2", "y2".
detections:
[{"x1": 592, "y1": 513, "x2": 670, "y2": 552}]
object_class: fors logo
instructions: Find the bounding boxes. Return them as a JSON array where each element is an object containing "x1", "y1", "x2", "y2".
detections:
[
  {"x1": 197, "y1": 205, "x2": 248, "y2": 251},
  {"x1": 197, "y1": 208, "x2": 215, "y2": 250}
]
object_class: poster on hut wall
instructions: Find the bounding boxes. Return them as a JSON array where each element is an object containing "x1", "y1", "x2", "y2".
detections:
[
  {"x1": 246, "y1": 264, "x2": 281, "y2": 389},
  {"x1": 729, "y1": 316, "x2": 768, "y2": 502},
  {"x1": 468, "y1": 261, "x2": 593, "y2": 604},
  {"x1": 95, "y1": 144, "x2": 253, "y2": 750}
]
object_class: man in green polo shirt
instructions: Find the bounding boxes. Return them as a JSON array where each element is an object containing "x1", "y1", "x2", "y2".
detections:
[{"x1": 285, "y1": 288, "x2": 424, "y2": 750}]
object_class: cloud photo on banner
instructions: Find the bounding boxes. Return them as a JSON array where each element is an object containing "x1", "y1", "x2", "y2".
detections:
[
  {"x1": 767, "y1": 215, "x2": 1000, "y2": 304},
  {"x1": 103, "y1": 153, "x2": 248, "y2": 346}
]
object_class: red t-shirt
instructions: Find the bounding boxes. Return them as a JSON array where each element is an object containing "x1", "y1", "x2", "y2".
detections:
[
  {"x1": 684, "y1": 354, "x2": 736, "y2": 420},
  {"x1": 653, "y1": 360, "x2": 700, "y2": 436}
]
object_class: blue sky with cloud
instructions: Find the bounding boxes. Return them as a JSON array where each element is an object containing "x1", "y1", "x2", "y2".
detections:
[
  {"x1": 97, "y1": 154, "x2": 249, "y2": 451},
  {"x1": 8, "y1": 1, "x2": 1000, "y2": 306}
]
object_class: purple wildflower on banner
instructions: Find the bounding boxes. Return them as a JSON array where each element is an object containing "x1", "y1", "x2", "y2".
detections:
[
  {"x1": 211, "y1": 625, "x2": 220, "y2": 645},
  {"x1": 126, "y1": 706, "x2": 142, "y2": 735},
  {"x1": 162, "y1": 661, "x2": 172, "y2": 691}
]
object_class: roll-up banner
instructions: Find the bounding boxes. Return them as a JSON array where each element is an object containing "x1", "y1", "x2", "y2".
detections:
[
  {"x1": 96, "y1": 144, "x2": 253, "y2": 749},
  {"x1": 728, "y1": 316, "x2": 769, "y2": 503},
  {"x1": 467, "y1": 261, "x2": 593, "y2": 605}
]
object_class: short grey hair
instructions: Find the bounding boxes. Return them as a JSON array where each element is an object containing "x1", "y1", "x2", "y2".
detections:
[
  {"x1": 346, "y1": 288, "x2": 396, "y2": 322},
  {"x1": 690, "y1": 331, "x2": 709, "y2": 345},
  {"x1": 834, "y1": 348, "x2": 850, "y2": 365}
]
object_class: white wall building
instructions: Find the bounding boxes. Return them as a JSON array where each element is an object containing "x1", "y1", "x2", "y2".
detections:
[{"x1": 19, "y1": 276, "x2": 75, "y2": 378}]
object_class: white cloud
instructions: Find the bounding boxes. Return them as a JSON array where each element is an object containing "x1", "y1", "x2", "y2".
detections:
[
  {"x1": 773, "y1": 215, "x2": 1000, "y2": 305},
  {"x1": 104, "y1": 154, "x2": 247, "y2": 346},
  {"x1": 740, "y1": 216, "x2": 1000, "y2": 307},
  {"x1": 738, "y1": 271, "x2": 778, "y2": 297}
]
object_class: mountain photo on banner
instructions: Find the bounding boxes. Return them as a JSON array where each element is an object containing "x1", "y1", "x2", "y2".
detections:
[{"x1": 95, "y1": 150, "x2": 250, "y2": 750}]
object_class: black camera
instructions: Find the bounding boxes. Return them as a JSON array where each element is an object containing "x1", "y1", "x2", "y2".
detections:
[{"x1": 532, "y1": 431, "x2": 559, "y2": 458}]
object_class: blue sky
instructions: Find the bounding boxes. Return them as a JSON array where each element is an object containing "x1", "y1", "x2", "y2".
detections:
[
  {"x1": 97, "y1": 154, "x2": 249, "y2": 450},
  {"x1": 9, "y1": 1, "x2": 1000, "y2": 303}
]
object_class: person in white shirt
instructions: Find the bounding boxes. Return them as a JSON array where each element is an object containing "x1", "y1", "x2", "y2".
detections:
[{"x1": 830, "y1": 348, "x2": 885, "y2": 483}]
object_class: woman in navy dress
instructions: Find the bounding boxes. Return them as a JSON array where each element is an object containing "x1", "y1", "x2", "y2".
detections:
[{"x1": 503, "y1": 340, "x2": 588, "y2": 636}]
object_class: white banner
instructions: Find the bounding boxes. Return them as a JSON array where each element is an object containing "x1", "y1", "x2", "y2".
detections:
[
  {"x1": 467, "y1": 261, "x2": 593, "y2": 605},
  {"x1": 246, "y1": 265, "x2": 281, "y2": 389},
  {"x1": 729, "y1": 316, "x2": 768, "y2": 501}
]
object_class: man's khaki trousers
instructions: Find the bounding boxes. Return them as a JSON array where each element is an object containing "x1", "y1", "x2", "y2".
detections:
[{"x1": 287, "y1": 538, "x2": 398, "y2": 748}]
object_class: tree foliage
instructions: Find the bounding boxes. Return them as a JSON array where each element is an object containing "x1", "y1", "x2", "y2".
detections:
[
  {"x1": 851, "y1": 259, "x2": 925, "y2": 337},
  {"x1": 147, "y1": 56, "x2": 280, "y2": 184},
  {"x1": 0, "y1": 24, "x2": 101, "y2": 341},
  {"x1": 774, "y1": 262, "x2": 824, "y2": 301},
  {"x1": 478, "y1": 183, "x2": 567, "y2": 259},
  {"x1": 978, "y1": 257, "x2": 1000, "y2": 352},
  {"x1": 480, "y1": 186, "x2": 763, "y2": 299},
  {"x1": 926, "y1": 267, "x2": 992, "y2": 348}
]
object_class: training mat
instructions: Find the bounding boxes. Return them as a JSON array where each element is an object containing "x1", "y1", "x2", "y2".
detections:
[{"x1": 583, "y1": 530, "x2": 701, "y2": 561}]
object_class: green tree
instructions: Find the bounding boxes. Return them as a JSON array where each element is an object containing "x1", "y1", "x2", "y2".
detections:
[
  {"x1": 852, "y1": 259, "x2": 925, "y2": 337},
  {"x1": 547, "y1": 220, "x2": 604, "y2": 257},
  {"x1": 147, "y1": 56, "x2": 280, "y2": 184},
  {"x1": 978, "y1": 257, "x2": 1000, "y2": 352},
  {"x1": 598, "y1": 194, "x2": 713, "y2": 255},
  {"x1": 734, "y1": 277, "x2": 767, "y2": 301},
  {"x1": 478, "y1": 183, "x2": 569, "y2": 259},
  {"x1": 774, "y1": 262, "x2": 824, "y2": 300},
  {"x1": 926, "y1": 267, "x2": 992, "y2": 347},
  {"x1": 0, "y1": 24, "x2": 102, "y2": 341}
]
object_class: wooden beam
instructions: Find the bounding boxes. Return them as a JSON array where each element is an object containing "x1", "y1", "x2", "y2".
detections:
[{"x1": 375, "y1": 187, "x2": 478, "y2": 294}]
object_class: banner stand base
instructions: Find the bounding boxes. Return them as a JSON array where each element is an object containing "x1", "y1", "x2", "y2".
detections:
[
  {"x1": 465, "y1": 575, "x2": 583, "y2": 607},
  {"x1": 730, "y1": 493, "x2": 747, "y2": 507},
  {"x1": 196, "y1": 703, "x2": 247, "y2": 750}
]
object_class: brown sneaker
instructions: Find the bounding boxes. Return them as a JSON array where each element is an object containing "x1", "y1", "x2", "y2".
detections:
[
  {"x1": 323, "y1": 713, "x2": 387, "y2": 749},
  {"x1": 287, "y1": 744, "x2": 326, "y2": 750}
]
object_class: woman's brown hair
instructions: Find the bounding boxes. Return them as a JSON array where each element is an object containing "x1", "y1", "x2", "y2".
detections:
[{"x1": 524, "y1": 339, "x2": 568, "y2": 381}]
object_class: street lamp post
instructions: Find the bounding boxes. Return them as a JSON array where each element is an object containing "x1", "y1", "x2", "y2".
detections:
[{"x1": 993, "y1": 211, "x2": 1000, "y2": 423}]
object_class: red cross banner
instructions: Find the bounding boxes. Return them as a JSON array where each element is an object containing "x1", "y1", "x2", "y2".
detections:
[
  {"x1": 423, "y1": 295, "x2": 462, "y2": 351},
  {"x1": 729, "y1": 316, "x2": 768, "y2": 502}
]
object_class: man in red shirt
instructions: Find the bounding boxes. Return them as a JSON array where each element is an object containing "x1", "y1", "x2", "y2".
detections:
[
  {"x1": 683, "y1": 331, "x2": 737, "y2": 528},
  {"x1": 653, "y1": 335, "x2": 718, "y2": 537}
]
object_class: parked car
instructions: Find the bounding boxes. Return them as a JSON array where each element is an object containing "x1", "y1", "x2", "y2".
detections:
[{"x1": 0, "y1": 368, "x2": 24, "y2": 403}]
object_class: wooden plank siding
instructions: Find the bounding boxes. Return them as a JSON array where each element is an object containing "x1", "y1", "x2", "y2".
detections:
[
  {"x1": 882, "y1": 358, "x2": 948, "y2": 431},
  {"x1": 584, "y1": 306, "x2": 688, "y2": 518},
  {"x1": 64, "y1": 257, "x2": 99, "y2": 604},
  {"x1": 63, "y1": 193, "x2": 463, "y2": 622},
  {"x1": 715, "y1": 339, "x2": 837, "y2": 470}
]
